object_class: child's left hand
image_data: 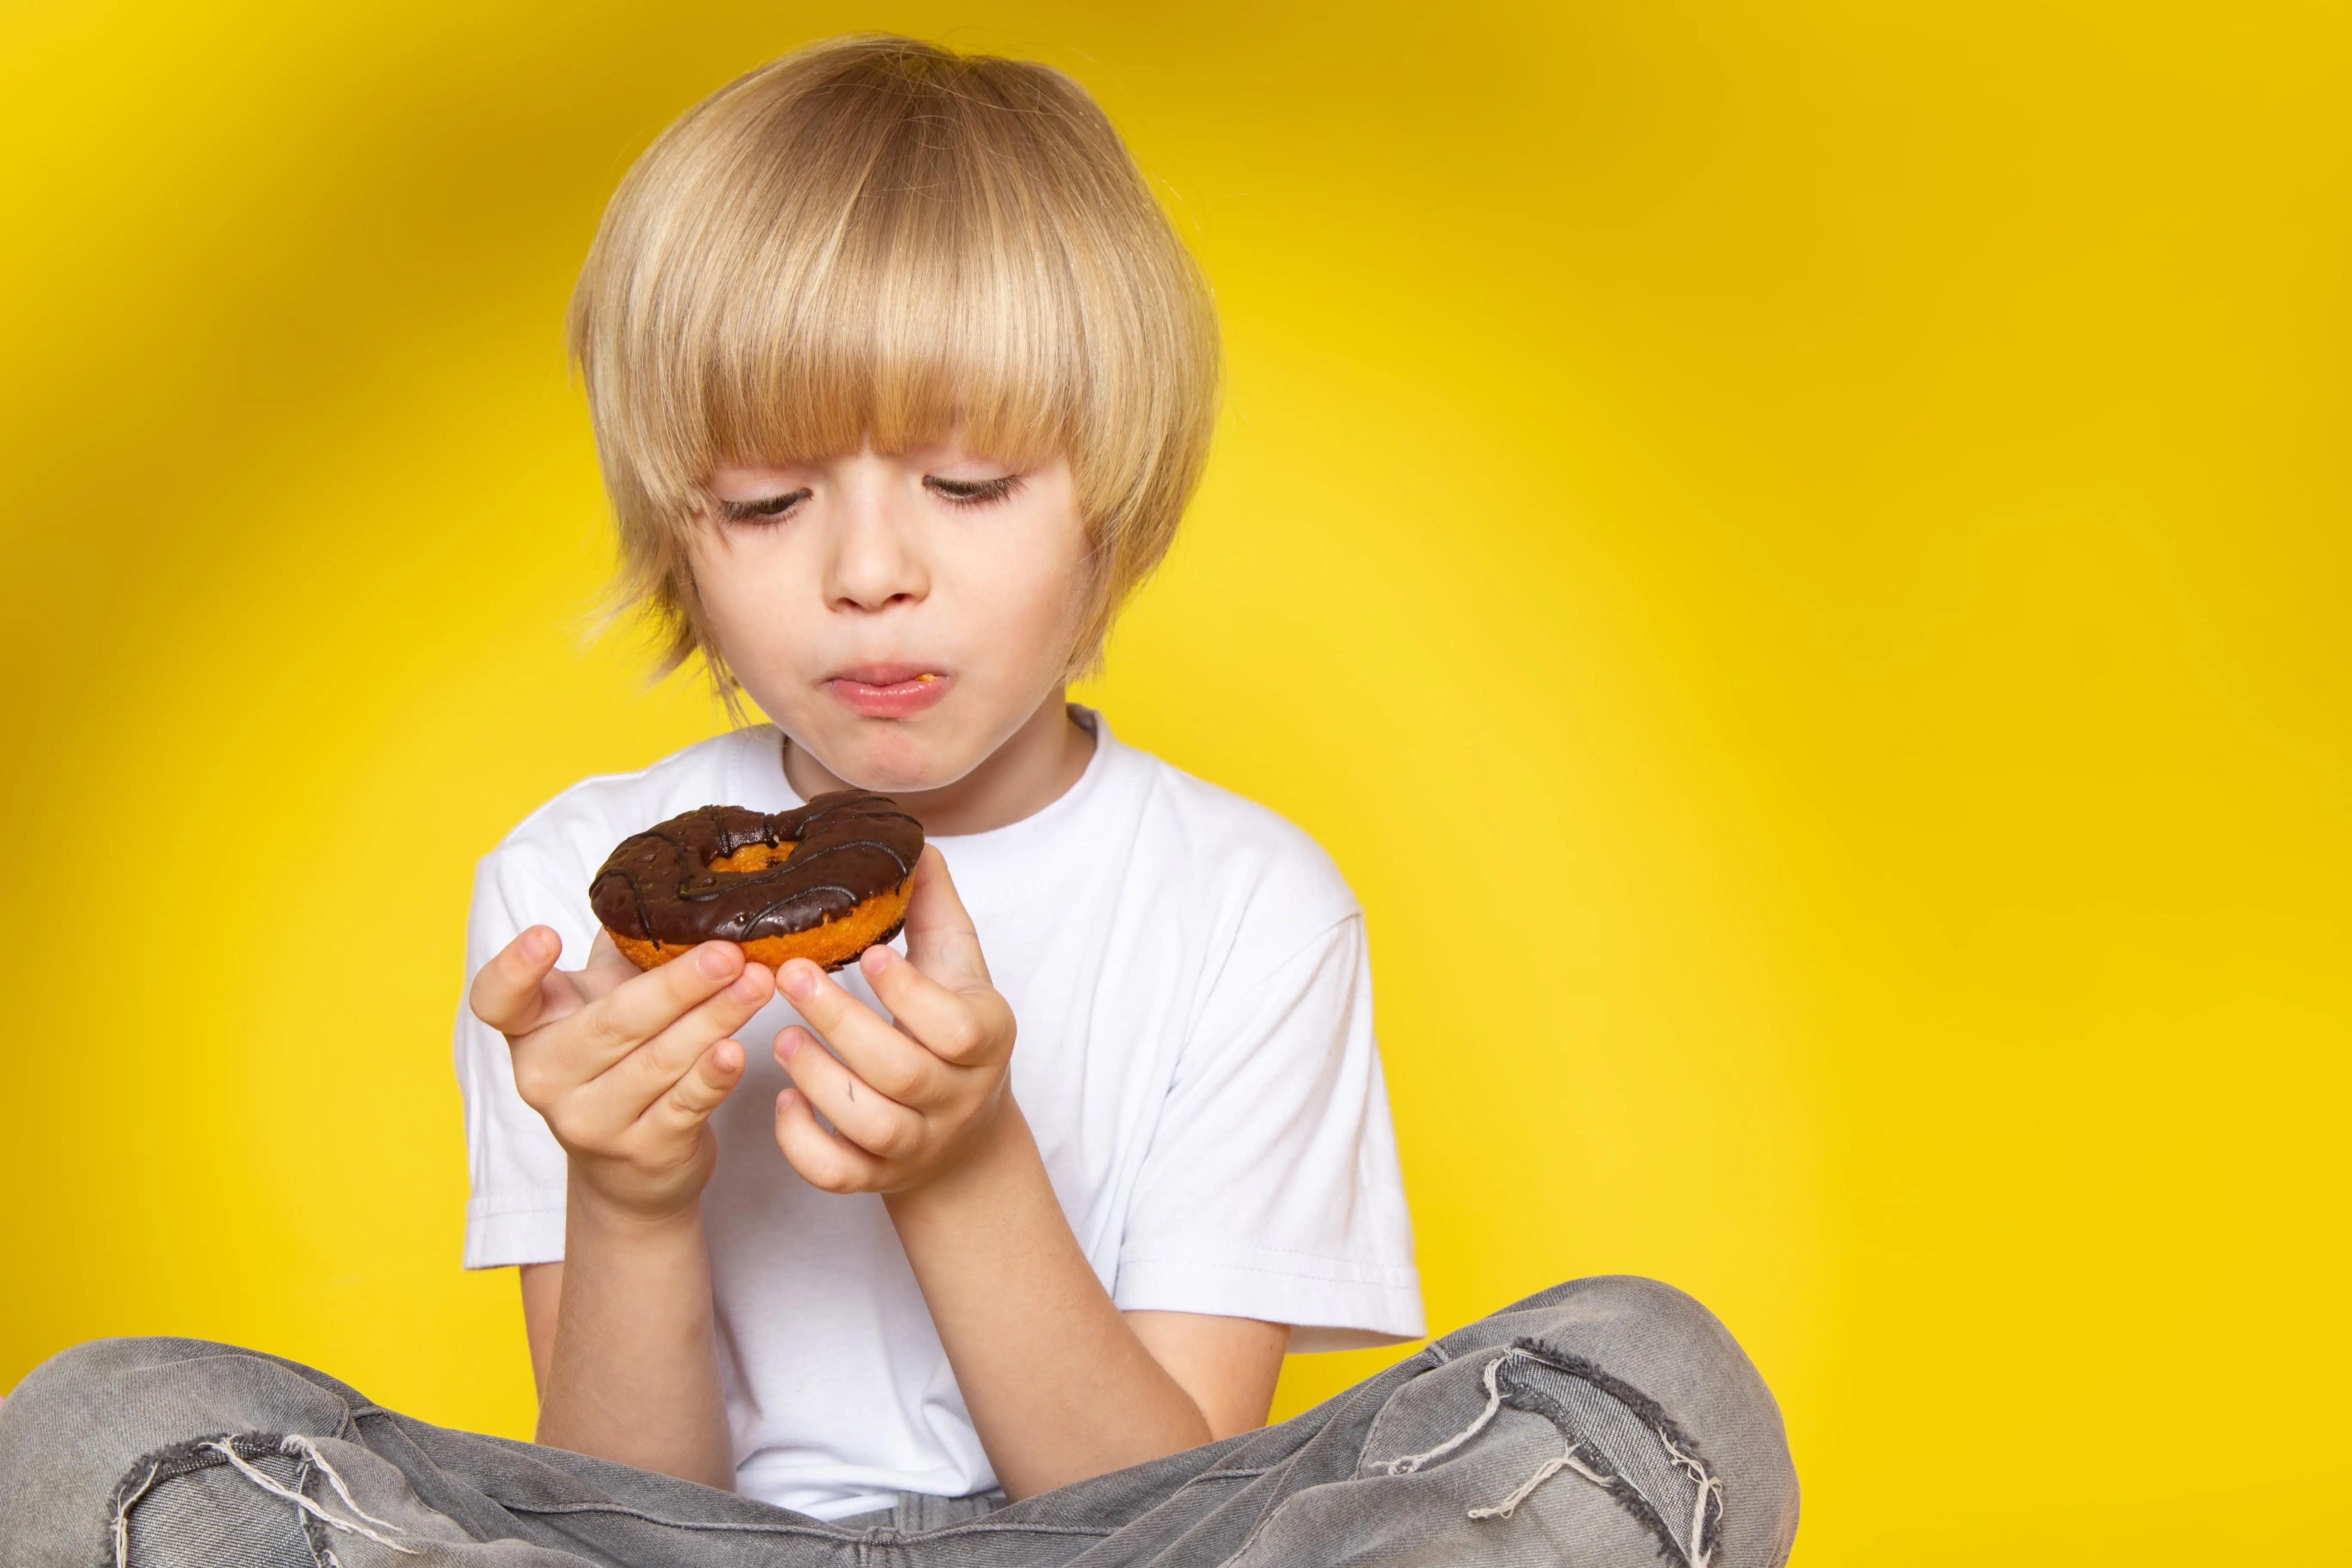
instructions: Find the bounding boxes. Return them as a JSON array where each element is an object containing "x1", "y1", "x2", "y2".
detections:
[{"x1": 770, "y1": 845, "x2": 1018, "y2": 1194}]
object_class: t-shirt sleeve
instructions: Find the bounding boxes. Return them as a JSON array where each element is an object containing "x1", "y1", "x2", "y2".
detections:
[
  {"x1": 1112, "y1": 913, "x2": 1424, "y2": 1349},
  {"x1": 452, "y1": 842, "x2": 587, "y2": 1270}
]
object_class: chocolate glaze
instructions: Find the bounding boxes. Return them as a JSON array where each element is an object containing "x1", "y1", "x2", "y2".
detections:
[{"x1": 589, "y1": 792, "x2": 924, "y2": 946}]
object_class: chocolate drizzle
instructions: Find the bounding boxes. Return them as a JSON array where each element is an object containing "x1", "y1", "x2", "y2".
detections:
[{"x1": 590, "y1": 792, "x2": 924, "y2": 946}]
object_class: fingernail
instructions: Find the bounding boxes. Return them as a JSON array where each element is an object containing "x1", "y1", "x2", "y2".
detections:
[
  {"x1": 781, "y1": 963, "x2": 814, "y2": 1000},
  {"x1": 699, "y1": 944, "x2": 735, "y2": 978},
  {"x1": 732, "y1": 970, "x2": 767, "y2": 1000},
  {"x1": 776, "y1": 1029, "x2": 800, "y2": 1059},
  {"x1": 862, "y1": 946, "x2": 894, "y2": 975}
]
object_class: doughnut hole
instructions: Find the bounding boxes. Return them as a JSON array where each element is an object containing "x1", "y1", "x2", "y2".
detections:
[{"x1": 706, "y1": 839, "x2": 798, "y2": 874}]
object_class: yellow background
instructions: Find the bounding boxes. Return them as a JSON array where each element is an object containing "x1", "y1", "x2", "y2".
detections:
[{"x1": 3, "y1": 3, "x2": 2346, "y2": 1562}]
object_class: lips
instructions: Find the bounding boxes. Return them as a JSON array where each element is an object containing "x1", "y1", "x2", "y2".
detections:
[{"x1": 822, "y1": 664, "x2": 953, "y2": 719}]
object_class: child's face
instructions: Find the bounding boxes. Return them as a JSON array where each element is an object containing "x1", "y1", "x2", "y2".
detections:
[{"x1": 691, "y1": 444, "x2": 1092, "y2": 794}]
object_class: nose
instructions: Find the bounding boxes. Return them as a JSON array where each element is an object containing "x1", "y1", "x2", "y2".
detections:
[{"x1": 822, "y1": 463, "x2": 929, "y2": 613}]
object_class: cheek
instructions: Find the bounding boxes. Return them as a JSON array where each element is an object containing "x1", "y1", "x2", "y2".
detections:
[
  {"x1": 698, "y1": 572, "x2": 759, "y2": 640},
  {"x1": 683, "y1": 533, "x2": 735, "y2": 612},
  {"x1": 686, "y1": 533, "x2": 799, "y2": 655},
  {"x1": 964, "y1": 535, "x2": 1091, "y2": 667}
]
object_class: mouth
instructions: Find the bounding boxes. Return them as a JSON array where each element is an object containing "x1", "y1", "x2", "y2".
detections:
[{"x1": 822, "y1": 664, "x2": 954, "y2": 719}]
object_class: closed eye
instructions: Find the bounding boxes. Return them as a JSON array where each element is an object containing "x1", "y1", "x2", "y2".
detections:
[
  {"x1": 924, "y1": 474, "x2": 1022, "y2": 507},
  {"x1": 717, "y1": 489, "x2": 811, "y2": 524}
]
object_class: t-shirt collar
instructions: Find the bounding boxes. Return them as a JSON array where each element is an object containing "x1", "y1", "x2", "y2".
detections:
[{"x1": 722, "y1": 704, "x2": 1118, "y2": 845}]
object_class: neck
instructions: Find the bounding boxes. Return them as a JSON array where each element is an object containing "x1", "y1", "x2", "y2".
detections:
[{"x1": 779, "y1": 691, "x2": 1095, "y2": 837}]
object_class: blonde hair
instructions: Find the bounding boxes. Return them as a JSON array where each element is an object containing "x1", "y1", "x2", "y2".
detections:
[{"x1": 568, "y1": 34, "x2": 1220, "y2": 689}]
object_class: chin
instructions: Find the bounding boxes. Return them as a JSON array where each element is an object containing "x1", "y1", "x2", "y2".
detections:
[
  {"x1": 834, "y1": 759, "x2": 954, "y2": 795},
  {"x1": 810, "y1": 726, "x2": 978, "y2": 797}
]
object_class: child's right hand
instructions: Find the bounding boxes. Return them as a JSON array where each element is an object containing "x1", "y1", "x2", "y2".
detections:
[{"x1": 469, "y1": 928, "x2": 776, "y2": 1223}]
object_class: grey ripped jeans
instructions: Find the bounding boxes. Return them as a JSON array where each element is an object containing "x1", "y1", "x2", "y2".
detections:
[{"x1": 0, "y1": 1277, "x2": 1798, "y2": 1568}]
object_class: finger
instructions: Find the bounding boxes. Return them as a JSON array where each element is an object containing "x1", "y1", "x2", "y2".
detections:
[
  {"x1": 774, "y1": 1026, "x2": 926, "y2": 1160},
  {"x1": 578, "y1": 928, "x2": 644, "y2": 1002},
  {"x1": 469, "y1": 927, "x2": 576, "y2": 1037},
  {"x1": 857, "y1": 945, "x2": 1011, "y2": 1070},
  {"x1": 899, "y1": 848, "x2": 993, "y2": 989},
  {"x1": 636, "y1": 1037, "x2": 746, "y2": 1141},
  {"x1": 774, "y1": 1086, "x2": 886, "y2": 1194},
  {"x1": 585, "y1": 961, "x2": 775, "y2": 1124},
  {"x1": 568, "y1": 941, "x2": 750, "y2": 1078},
  {"x1": 777, "y1": 959, "x2": 949, "y2": 1104}
]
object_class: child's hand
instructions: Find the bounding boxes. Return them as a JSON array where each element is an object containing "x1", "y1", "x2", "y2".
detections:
[
  {"x1": 771, "y1": 847, "x2": 1017, "y2": 1195},
  {"x1": 470, "y1": 928, "x2": 776, "y2": 1222}
]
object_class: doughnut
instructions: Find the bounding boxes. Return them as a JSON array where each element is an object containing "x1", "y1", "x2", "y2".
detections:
[{"x1": 590, "y1": 792, "x2": 925, "y2": 972}]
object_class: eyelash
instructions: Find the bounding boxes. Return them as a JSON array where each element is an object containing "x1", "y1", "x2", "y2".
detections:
[
  {"x1": 717, "y1": 489, "x2": 810, "y2": 524},
  {"x1": 925, "y1": 474, "x2": 1023, "y2": 507},
  {"x1": 713, "y1": 475, "x2": 1021, "y2": 525}
]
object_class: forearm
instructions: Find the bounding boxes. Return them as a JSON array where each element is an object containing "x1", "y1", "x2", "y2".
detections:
[
  {"x1": 885, "y1": 1099, "x2": 1213, "y2": 1498},
  {"x1": 535, "y1": 1171, "x2": 735, "y2": 1490}
]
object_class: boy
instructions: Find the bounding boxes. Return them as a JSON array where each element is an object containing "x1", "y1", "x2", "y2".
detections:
[
  {"x1": 0, "y1": 36, "x2": 1797, "y2": 1568},
  {"x1": 458, "y1": 30, "x2": 1418, "y2": 1516}
]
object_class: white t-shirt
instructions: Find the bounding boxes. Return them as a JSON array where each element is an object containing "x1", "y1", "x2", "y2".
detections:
[{"x1": 454, "y1": 708, "x2": 1422, "y2": 1519}]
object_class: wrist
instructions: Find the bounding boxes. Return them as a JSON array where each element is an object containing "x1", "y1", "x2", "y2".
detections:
[
  {"x1": 883, "y1": 1089, "x2": 1035, "y2": 1218},
  {"x1": 566, "y1": 1165, "x2": 709, "y2": 1243}
]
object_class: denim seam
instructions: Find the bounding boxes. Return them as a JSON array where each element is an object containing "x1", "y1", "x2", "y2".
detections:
[
  {"x1": 1338, "y1": 1345, "x2": 1456, "y2": 1482},
  {"x1": 358, "y1": 1396, "x2": 1133, "y2": 1547},
  {"x1": 489, "y1": 1501, "x2": 1115, "y2": 1542},
  {"x1": 1221, "y1": 1361, "x2": 1466, "y2": 1568},
  {"x1": 1191, "y1": 1466, "x2": 1276, "y2": 1482},
  {"x1": 1201, "y1": 1451, "x2": 1321, "y2": 1568}
]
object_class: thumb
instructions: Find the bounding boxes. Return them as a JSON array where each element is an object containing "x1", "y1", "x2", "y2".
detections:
[
  {"x1": 578, "y1": 928, "x2": 643, "y2": 1001},
  {"x1": 900, "y1": 846, "x2": 992, "y2": 990},
  {"x1": 470, "y1": 926, "x2": 575, "y2": 1037}
]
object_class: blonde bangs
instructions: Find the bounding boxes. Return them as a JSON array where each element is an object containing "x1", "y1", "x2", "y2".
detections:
[{"x1": 569, "y1": 36, "x2": 1219, "y2": 683}]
